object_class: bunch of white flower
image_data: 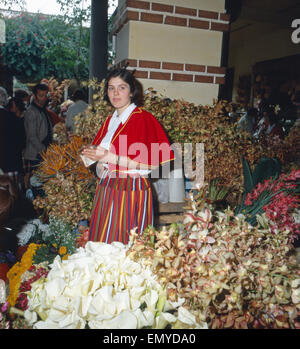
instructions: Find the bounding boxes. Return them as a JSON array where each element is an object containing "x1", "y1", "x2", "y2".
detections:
[
  {"x1": 17, "y1": 219, "x2": 50, "y2": 246},
  {"x1": 25, "y1": 242, "x2": 205, "y2": 329}
]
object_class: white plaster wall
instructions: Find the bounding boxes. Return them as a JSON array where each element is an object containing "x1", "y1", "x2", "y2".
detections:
[
  {"x1": 129, "y1": 21, "x2": 223, "y2": 66},
  {"x1": 115, "y1": 22, "x2": 130, "y2": 63},
  {"x1": 139, "y1": 79, "x2": 219, "y2": 105}
]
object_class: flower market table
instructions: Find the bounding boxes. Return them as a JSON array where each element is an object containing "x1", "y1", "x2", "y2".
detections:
[{"x1": 156, "y1": 202, "x2": 186, "y2": 226}]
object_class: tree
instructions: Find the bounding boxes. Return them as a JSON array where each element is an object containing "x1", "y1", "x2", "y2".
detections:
[
  {"x1": 2, "y1": 12, "x2": 90, "y2": 82},
  {"x1": 0, "y1": 0, "x2": 25, "y2": 9},
  {"x1": 56, "y1": 0, "x2": 116, "y2": 68},
  {"x1": 1, "y1": 0, "x2": 116, "y2": 83}
]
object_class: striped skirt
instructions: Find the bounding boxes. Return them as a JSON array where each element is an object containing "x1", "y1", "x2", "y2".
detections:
[{"x1": 88, "y1": 170, "x2": 154, "y2": 244}]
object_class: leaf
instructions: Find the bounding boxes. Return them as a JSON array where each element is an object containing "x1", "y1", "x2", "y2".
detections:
[
  {"x1": 252, "y1": 157, "x2": 281, "y2": 186},
  {"x1": 242, "y1": 156, "x2": 254, "y2": 194}
]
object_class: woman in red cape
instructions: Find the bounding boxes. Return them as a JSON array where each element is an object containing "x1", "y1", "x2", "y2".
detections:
[{"x1": 82, "y1": 68, "x2": 174, "y2": 244}]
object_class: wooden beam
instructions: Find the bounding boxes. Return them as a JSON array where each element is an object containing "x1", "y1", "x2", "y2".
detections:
[{"x1": 157, "y1": 202, "x2": 187, "y2": 213}]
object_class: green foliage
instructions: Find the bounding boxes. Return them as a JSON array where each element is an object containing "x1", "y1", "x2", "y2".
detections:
[
  {"x1": 252, "y1": 157, "x2": 281, "y2": 187},
  {"x1": 55, "y1": 0, "x2": 115, "y2": 65},
  {"x1": 0, "y1": 0, "x2": 25, "y2": 10},
  {"x1": 2, "y1": 12, "x2": 90, "y2": 82},
  {"x1": 56, "y1": 0, "x2": 91, "y2": 26},
  {"x1": 235, "y1": 157, "x2": 281, "y2": 215},
  {"x1": 30, "y1": 216, "x2": 77, "y2": 265},
  {"x1": 241, "y1": 156, "x2": 254, "y2": 194},
  {"x1": 241, "y1": 156, "x2": 281, "y2": 196},
  {"x1": 208, "y1": 179, "x2": 229, "y2": 201}
]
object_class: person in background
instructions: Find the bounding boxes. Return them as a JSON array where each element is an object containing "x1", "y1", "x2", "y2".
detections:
[
  {"x1": 0, "y1": 174, "x2": 36, "y2": 255},
  {"x1": 14, "y1": 89, "x2": 31, "y2": 108},
  {"x1": 249, "y1": 108, "x2": 260, "y2": 134},
  {"x1": 253, "y1": 106, "x2": 273, "y2": 138},
  {"x1": 5, "y1": 97, "x2": 27, "y2": 190},
  {"x1": 65, "y1": 88, "x2": 88, "y2": 136},
  {"x1": 0, "y1": 88, "x2": 26, "y2": 188},
  {"x1": 82, "y1": 67, "x2": 174, "y2": 245},
  {"x1": 23, "y1": 83, "x2": 53, "y2": 188},
  {"x1": 0, "y1": 175, "x2": 17, "y2": 226},
  {"x1": 8, "y1": 96, "x2": 26, "y2": 118},
  {"x1": 228, "y1": 104, "x2": 240, "y2": 124},
  {"x1": 59, "y1": 99, "x2": 74, "y2": 120},
  {"x1": 0, "y1": 175, "x2": 18, "y2": 254},
  {"x1": 47, "y1": 105, "x2": 63, "y2": 127},
  {"x1": 237, "y1": 108, "x2": 258, "y2": 135},
  {"x1": 265, "y1": 111, "x2": 284, "y2": 139}
]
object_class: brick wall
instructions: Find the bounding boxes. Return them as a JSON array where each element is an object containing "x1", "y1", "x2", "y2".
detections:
[
  {"x1": 115, "y1": 58, "x2": 226, "y2": 85},
  {"x1": 112, "y1": 0, "x2": 230, "y2": 36},
  {"x1": 111, "y1": 0, "x2": 228, "y2": 104}
]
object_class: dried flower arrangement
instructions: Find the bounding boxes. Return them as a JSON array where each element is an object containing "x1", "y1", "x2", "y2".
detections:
[
  {"x1": 128, "y1": 184, "x2": 300, "y2": 329},
  {"x1": 33, "y1": 136, "x2": 96, "y2": 225}
]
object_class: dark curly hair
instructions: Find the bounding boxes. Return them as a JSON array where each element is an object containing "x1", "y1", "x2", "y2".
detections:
[{"x1": 32, "y1": 83, "x2": 49, "y2": 96}]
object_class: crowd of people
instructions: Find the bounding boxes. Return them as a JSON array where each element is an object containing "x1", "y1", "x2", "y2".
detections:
[
  {"x1": 0, "y1": 84, "x2": 88, "y2": 191},
  {"x1": 235, "y1": 85, "x2": 300, "y2": 140},
  {"x1": 236, "y1": 105, "x2": 285, "y2": 139},
  {"x1": 0, "y1": 83, "x2": 88, "y2": 256}
]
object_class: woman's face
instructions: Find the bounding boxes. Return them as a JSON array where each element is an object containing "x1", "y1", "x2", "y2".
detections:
[{"x1": 107, "y1": 76, "x2": 132, "y2": 115}]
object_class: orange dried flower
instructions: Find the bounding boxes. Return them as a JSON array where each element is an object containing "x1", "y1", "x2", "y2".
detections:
[{"x1": 59, "y1": 246, "x2": 67, "y2": 255}]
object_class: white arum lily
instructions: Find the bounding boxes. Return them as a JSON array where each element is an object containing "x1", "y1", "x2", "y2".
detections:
[
  {"x1": 89, "y1": 310, "x2": 137, "y2": 329},
  {"x1": 24, "y1": 309, "x2": 37, "y2": 324},
  {"x1": 26, "y1": 241, "x2": 206, "y2": 329},
  {"x1": 143, "y1": 289, "x2": 159, "y2": 313},
  {"x1": 154, "y1": 312, "x2": 177, "y2": 329},
  {"x1": 153, "y1": 307, "x2": 206, "y2": 329},
  {"x1": 44, "y1": 278, "x2": 66, "y2": 300},
  {"x1": 134, "y1": 308, "x2": 154, "y2": 328},
  {"x1": 177, "y1": 306, "x2": 197, "y2": 326},
  {"x1": 164, "y1": 297, "x2": 185, "y2": 311}
]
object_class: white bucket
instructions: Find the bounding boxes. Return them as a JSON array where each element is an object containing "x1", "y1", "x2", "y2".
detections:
[
  {"x1": 168, "y1": 167, "x2": 185, "y2": 202},
  {"x1": 152, "y1": 178, "x2": 169, "y2": 203}
]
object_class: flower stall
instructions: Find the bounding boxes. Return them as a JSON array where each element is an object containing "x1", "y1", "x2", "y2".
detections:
[
  {"x1": 32, "y1": 80, "x2": 298, "y2": 226},
  {"x1": 1, "y1": 180, "x2": 299, "y2": 329},
  {"x1": 1, "y1": 80, "x2": 300, "y2": 329}
]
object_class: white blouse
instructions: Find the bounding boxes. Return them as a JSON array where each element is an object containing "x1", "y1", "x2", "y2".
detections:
[
  {"x1": 99, "y1": 103, "x2": 137, "y2": 150},
  {"x1": 97, "y1": 103, "x2": 151, "y2": 176}
]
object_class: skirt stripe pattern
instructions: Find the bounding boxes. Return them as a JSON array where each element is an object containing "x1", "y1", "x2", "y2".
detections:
[{"x1": 88, "y1": 171, "x2": 154, "y2": 244}]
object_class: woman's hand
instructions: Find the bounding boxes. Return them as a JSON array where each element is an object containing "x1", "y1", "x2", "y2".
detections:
[{"x1": 81, "y1": 145, "x2": 108, "y2": 162}]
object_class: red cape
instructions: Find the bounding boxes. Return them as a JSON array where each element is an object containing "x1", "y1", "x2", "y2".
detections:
[{"x1": 92, "y1": 107, "x2": 174, "y2": 171}]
